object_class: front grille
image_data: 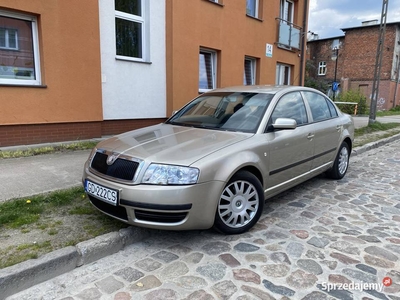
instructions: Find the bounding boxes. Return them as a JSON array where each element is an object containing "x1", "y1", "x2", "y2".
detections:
[
  {"x1": 88, "y1": 195, "x2": 128, "y2": 221},
  {"x1": 91, "y1": 152, "x2": 139, "y2": 181},
  {"x1": 135, "y1": 210, "x2": 187, "y2": 223}
]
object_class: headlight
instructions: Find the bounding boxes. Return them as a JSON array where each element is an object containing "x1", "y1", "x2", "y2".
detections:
[{"x1": 142, "y1": 164, "x2": 199, "y2": 185}]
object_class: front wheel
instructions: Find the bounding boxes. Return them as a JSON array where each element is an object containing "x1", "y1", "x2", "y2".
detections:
[
  {"x1": 326, "y1": 141, "x2": 350, "y2": 179},
  {"x1": 213, "y1": 171, "x2": 264, "y2": 234}
]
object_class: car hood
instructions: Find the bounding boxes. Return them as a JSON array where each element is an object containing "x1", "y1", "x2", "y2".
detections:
[{"x1": 97, "y1": 123, "x2": 252, "y2": 166}]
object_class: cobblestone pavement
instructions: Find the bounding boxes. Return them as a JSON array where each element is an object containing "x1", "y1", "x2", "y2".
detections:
[{"x1": 8, "y1": 140, "x2": 400, "y2": 300}]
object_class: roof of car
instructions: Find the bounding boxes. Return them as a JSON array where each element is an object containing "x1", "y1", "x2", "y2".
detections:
[{"x1": 210, "y1": 85, "x2": 316, "y2": 94}]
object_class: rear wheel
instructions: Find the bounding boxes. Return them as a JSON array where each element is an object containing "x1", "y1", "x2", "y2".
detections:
[
  {"x1": 326, "y1": 141, "x2": 350, "y2": 179},
  {"x1": 213, "y1": 171, "x2": 264, "y2": 234}
]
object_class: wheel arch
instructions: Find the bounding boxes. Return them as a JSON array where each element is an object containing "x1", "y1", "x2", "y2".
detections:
[
  {"x1": 343, "y1": 136, "x2": 352, "y2": 154},
  {"x1": 213, "y1": 166, "x2": 265, "y2": 234},
  {"x1": 233, "y1": 166, "x2": 264, "y2": 190}
]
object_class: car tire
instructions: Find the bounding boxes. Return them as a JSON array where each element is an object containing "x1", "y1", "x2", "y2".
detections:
[
  {"x1": 213, "y1": 170, "x2": 264, "y2": 234},
  {"x1": 326, "y1": 141, "x2": 350, "y2": 179}
]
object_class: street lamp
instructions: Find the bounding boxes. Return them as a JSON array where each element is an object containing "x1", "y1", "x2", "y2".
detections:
[{"x1": 331, "y1": 47, "x2": 339, "y2": 101}]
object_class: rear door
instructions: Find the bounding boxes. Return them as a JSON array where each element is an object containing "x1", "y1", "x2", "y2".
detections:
[
  {"x1": 265, "y1": 92, "x2": 314, "y2": 191},
  {"x1": 302, "y1": 91, "x2": 342, "y2": 170}
]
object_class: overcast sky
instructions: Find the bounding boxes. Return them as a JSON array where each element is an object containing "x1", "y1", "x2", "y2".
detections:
[{"x1": 308, "y1": 0, "x2": 400, "y2": 39}]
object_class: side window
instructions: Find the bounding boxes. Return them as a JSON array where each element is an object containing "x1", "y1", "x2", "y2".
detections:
[
  {"x1": 270, "y1": 92, "x2": 308, "y2": 126},
  {"x1": 326, "y1": 99, "x2": 338, "y2": 117},
  {"x1": 303, "y1": 91, "x2": 332, "y2": 122}
]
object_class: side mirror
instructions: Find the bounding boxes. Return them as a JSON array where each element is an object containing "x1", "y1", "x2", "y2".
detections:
[{"x1": 272, "y1": 118, "x2": 297, "y2": 130}]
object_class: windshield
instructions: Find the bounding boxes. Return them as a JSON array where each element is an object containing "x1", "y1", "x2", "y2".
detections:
[{"x1": 167, "y1": 92, "x2": 274, "y2": 133}]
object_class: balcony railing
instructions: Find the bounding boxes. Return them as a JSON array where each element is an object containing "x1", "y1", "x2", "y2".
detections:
[{"x1": 276, "y1": 18, "x2": 302, "y2": 50}]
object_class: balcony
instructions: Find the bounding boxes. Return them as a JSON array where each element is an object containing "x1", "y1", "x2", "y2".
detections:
[{"x1": 276, "y1": 18, "x2": 302, "y2": 50}]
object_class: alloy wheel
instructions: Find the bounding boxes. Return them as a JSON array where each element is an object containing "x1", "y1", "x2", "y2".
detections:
[{"x1": 218, "y1": 180, "x2": 259, "y2": 228}]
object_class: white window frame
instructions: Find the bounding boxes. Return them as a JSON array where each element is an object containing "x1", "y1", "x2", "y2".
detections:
[
  {"x1": 199, "y1": 48, "x2": 217, "y2": 93},
  {"x1": 318, "y1": 61, "x2": 327, "y2": 76},
  {"x1": 276, "y1": 63, "x2": 291, "y2": 85},
  {"x1": 0, "y1": 28, "x2": 18, "y2": 50},
  {"x1": 246, "y1": 0, "x2": 259, "y2": 18},
  {"x1": 244, "y1": 57, "x2": 256, "y2": 85},
  {"x1": 280, "y1": 0, "x2": 294, "y2": 23},
  {"x1": 115, "y1": 0, "x2": 149, "y2": 62},
  {"x1": 332, "y1": 39, "x2": 340, "y2": 50},
  {"x1": 0, "y1": 10, "x2": 41, "y2": 86}
]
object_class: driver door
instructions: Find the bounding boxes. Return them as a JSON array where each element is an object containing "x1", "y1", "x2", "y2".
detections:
[{"x1": 265, "y1": 92, "x2": 314, "y2": 192}]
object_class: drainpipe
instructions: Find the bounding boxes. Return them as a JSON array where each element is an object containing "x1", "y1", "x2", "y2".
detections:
[
  {"x1": 299, "y1": 0, "x2": 309, "y2": 86},
  {"x1": 393, "y1": 57, "x2": 400, "y2": 108}
]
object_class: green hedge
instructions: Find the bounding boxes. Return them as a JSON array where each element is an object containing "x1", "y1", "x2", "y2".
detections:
[{"x1": 335, "y1": 90, "x2": 368, "y2": 115}]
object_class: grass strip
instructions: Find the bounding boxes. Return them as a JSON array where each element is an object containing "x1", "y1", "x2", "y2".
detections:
[
  {"x1": 376, "y1": 106, "x2": 400, "y2": 117},
  {"x1": 0, "y1": 188, "x2": 82, "y2": 228},
  {"x1": 354, "y1": 122, "x2": 400, "y2": 137},
  {"x1": 0, "y1": 187, "x2": 128, "y2": 269},
  {"x1": 0, "y1": 141, "x2": 97, "y2": 159}
]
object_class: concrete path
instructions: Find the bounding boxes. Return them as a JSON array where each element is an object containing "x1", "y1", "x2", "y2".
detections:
[{"x1": 0, "y1": 150, "x2": 90, "y2": 202}]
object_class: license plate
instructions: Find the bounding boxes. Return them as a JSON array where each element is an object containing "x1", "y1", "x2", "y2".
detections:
[{"x1": 85, "y1": 179, "x2": 119, "y2": 206}]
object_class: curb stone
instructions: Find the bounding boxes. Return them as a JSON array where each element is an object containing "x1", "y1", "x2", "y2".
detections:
[
  {"x1": 0, "y1": 247, "x2": 78, "y2": 299},
  {"x1": 1, "y1": 133, "x2": 400, "y2": 298},
  {"x1": 0, "y1": 227, "x2": 152, "y2": 299},
  {"x1": 351, "y1": 132, "x2": 400, "y2": 156}
]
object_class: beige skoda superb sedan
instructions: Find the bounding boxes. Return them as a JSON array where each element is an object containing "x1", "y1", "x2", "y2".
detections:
[{"x1": 83, "y1": 85, "x2": 354, "y2": 234}]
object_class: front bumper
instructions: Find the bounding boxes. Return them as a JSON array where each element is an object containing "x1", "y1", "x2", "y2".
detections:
[{"x1": 82, "y1": 169, "x2": 225, "y2": 231}]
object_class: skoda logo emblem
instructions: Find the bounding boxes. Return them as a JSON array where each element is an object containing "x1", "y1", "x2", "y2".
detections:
[{"x1": 106, "y1": 153, "x2": 118, "y2": 165}]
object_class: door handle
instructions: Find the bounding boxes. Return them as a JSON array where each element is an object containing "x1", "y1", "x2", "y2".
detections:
[
  {"x1": 307, "y1": 133, "x2": 315, "y2": 139},
  {"x1": 336, "y1": 125, "x2": 342, "y2": 131}
]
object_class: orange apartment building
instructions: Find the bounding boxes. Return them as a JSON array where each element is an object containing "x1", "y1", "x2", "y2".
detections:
[
  {"x1": 0, "y1": 0, "x2": 104, "y2": 147},
  {"x1": 0, "y1": 0, "x2": 309, "y2": 147}
]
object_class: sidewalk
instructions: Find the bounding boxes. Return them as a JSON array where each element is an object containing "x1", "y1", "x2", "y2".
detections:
[
  {"x1": 352, "y1": 115, "x2": 400, "y2": 128},
  {"x1": 0, "y1": 150, "x2": 90, "y2": 202}
]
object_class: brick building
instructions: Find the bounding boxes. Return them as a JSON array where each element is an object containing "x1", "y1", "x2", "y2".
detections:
[{"x1": 307, "y1": 20, "x2": 400, "y2": 110}]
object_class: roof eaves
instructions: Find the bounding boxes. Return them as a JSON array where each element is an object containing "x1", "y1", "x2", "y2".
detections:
[
  {"x1": 307, "y1": 35, "x2": 345, "y2": 43},
  {"x1": 341, "y1": 21, "x2": 400, "y2": 31}
]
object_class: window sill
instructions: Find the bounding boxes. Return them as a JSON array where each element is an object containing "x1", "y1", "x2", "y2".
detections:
[
  {"x1": 276, "y1": 43, "x2": 298, "y2": 52},
  {"x1": 246, "y1": 14, "x2": 263, "y2": 22},
  {"x1": 0, "y1": 83, "x2": 47, "y2": 88},
  {"x1": 116, "y1": 56, "x2": 152, "y2": 64},
  {"x1": 0, "y1": 47, "x2": 19, "y2": 51},
  {"x1": 202, "y1": 0, "x2": 224, "y2": 7}
]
